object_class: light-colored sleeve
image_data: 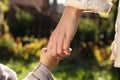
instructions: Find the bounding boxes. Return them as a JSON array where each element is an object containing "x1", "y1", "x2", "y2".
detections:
[
  {"x1": 64, "y1": 0, "x2": 113, "y2": 14},
  {"x1": 23, "y1": 63, "x2": 55, "y2": 80},
  {"x1": 0, "y1": 63, "x2": 18, "y2": 80},
  {"x1": 111, "y1": 1, "x2": 120, "y2": 68}
]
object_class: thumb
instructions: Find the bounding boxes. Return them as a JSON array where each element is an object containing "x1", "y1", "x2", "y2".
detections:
[
  {"x1": 64, "y1": 48, "x2": 72, "y2": 56},
  {"x1": 41, "y1": 48, "x2": 47, "y2": 53},
  {"x1": 40, "y1": 48, "x2": 47, "y2": 58}
]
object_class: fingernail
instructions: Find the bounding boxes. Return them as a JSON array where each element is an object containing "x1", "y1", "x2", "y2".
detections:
[
  {"x1": 64, "y1": 51, "x2": 70, "y2": 56},
  {"x1": 69, "y1": 48, "x2": 72, "y2": 52},
  {"x1": 42, "y1": 48, "x2": 47, "y2": 52}
]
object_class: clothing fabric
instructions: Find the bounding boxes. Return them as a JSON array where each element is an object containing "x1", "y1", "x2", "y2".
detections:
[
  {"x1": 111, "y1": 0, "x2": 120, "y2": 67},
  {"x1": 24, "y1": 63, "x2": 54, "y2": 80},
  {"x1": 0, "y1": 63, "x2": 17, "y2": 80},
  {"x1": 64, "y1": 0, "x2": 113, "y2": 14},
  {"x1": 65, "y1": 0, "x2": 120, "y2": 68},
  {"x1": 0, "y1": 63, "x2": 54, "y2": 80}
]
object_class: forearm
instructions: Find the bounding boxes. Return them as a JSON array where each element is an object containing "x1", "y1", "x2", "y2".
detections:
[
  {"x1": 54, "y1": 6, "x2": 83, "y2": 43},
  {"x1": 64, "y1": 6, "x2": 83, "y2": 18},
  {"x1": 58, "y1": 6, "x2": 83, "y2": 28}
]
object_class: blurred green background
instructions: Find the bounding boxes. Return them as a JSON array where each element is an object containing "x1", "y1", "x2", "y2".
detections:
[{"x1": 0, "y1": 0, "x2": 120, "y2": 80}]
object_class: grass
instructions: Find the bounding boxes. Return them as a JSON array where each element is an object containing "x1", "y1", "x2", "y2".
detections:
[
  {"x1": 53, "y1": 63, "x2": 112, "y2": 80},
  {"x1": 0, "y1": 58, "x2": 39, "y2": 80},
  {"x1": 0, "y1": 58, "x2": 118, "y2": 80}
]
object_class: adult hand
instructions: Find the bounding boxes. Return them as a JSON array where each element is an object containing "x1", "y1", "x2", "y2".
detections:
[
  {"x1": 47, "y1": 6, "x2": 83, "y2": 59},
  {"x1": 40, "y1": 48, "x2": 72, "y2": 71}
]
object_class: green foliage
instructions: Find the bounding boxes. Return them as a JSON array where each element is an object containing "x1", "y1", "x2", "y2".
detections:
[
  {"x1": 0, "y1": 39, "x2": 15, "y2": 58},
  {"x1": 1, "y1": 59, "x2": 118, "y2": 80},
  {"x1": 9, "y1": 10, "x2": 33, "y2": 37},
  {"x1": 16, "y1": 10, "x2": 33, "y2": 22},
  {"x1": 0, "y1": 34, "x2": 47, "y2": 60},
  {"x1": 3, "y1": 0, "x2": 9, "y2": 6},
  {"x1": 0, "y1": 0, "x2": 9, "y2": 12},
  {"x1": 69, "y1": 14, "x2": 115, "y2": 69},
  {"x1": 0, "y1": 59, "x2": 39, "y2": 80},
  {"x1": 78, "y1": 18, "x2": 99, "y2": 42},
  {"x1": 52, "y1": 62, "x2": 118, "y2": 80}
]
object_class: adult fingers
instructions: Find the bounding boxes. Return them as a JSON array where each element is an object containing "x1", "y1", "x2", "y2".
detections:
[
  {"x1": 47, "y1": 37, "x2": 53, "y2": 50},
  {"x1": 57, "y1": 34, "x2": 65, "y2": 55},
  {"x1": 56, "y1": 48, "x2": 72, "y2": 60},
  {"x1": 63, "y1": 48, "x2": 72, "y2": 56},
  {"x1": 51, "y1": 42, "x2": 57, "y2": 57},
  {"x1": 56, "y1": 53, "x2": 70, "y2": 60},
  {"x1": 63, "y1": 36, "x2": 71, "y2": 54},
  {"x1": 56, "y1": 54, "x2": 64, "y2": 60},
  {"x1": 47, "y1": 30, "x2": 57, "y2": 49}
]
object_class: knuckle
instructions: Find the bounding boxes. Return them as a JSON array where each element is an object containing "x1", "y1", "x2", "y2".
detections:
[
  {"x1": 57, "y1": 56, "x2": 63, "y2": 60},
  {"x1": 52, "y1": 53, "x2": 57, "y2": 58},
  {"x1": 65, "y1": 39, "x2": 71, "y2": 44},
  {"x1": 63, "y1": 45, "x2": 69, "y2": 50},
  {"x1": 51, "y1": 51, "x2": 57, "y2": 56},
  {"x1": 57, "y1": 50, "x2": 62, "y2": 55}
]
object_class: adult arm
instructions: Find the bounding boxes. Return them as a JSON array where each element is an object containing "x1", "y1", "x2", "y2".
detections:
[
  {"x1": 47, "y1": 0, "x2": 112, "y2": 60},
  {"x1": 47, "y1": 6, "x2": 83, "y2": 59}
]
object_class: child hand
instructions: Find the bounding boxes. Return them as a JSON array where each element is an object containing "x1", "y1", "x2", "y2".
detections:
[
  {"x1": 40, "y1": 48, "x2": 72, "y2": 71},
  {"x1": 40, "y1": 48, "x2": 59, "y2": 71}
]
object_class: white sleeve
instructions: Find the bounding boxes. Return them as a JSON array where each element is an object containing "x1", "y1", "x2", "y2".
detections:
[
  {"x1": 111, "y1": 1, "x2": 120, "y2": 68},
  {"x1": 0, "y1": 64, "x2": 18, "y2": 80},
  {"x1": 64, "y1": 0, "x2": 113, "y2": 14}
]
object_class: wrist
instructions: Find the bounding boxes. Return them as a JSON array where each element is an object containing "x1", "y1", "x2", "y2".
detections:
[
  {"x1": 57, "y1": 6, "x2": 83, "y2": 29},
  {"x1": 65, "y1": 6, "x2": 83, "y2": 17},
  {"x1": 40, "y1": 57, "x2": 59, "y2": 71}
]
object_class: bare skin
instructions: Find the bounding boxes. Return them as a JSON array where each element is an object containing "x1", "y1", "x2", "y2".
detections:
[
  {"x1": 47, "y1": 6, "x2": 83, "y2": 59},
  {"x1": 40, "y1": 48, "x2": 59, "y2": 71},
  {"x1": 40, "y1": 48, "x2": 72, "y2": 71},
  {"x1": 40, "y1": 6, "x2": 83, "y2": 71}
]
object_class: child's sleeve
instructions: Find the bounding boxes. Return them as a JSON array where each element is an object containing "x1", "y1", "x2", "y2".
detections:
[
  {"x1": 64, "y1": 0, "x2": 113, "y2": 14},
  {"x1": 23, "y1": 63, "x2": 55, "y2": 80}
]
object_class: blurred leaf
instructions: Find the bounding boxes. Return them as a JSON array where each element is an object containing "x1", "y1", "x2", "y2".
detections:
[
  {"x1": 99, "y1": 13, "x2": 109, "y2": 18},
  {"x1": 93, "y1": 45, "x2": 103, "y2": 63},
  {"x1": 0, "y1": 1, "x2": 9, "y2": 11}
]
